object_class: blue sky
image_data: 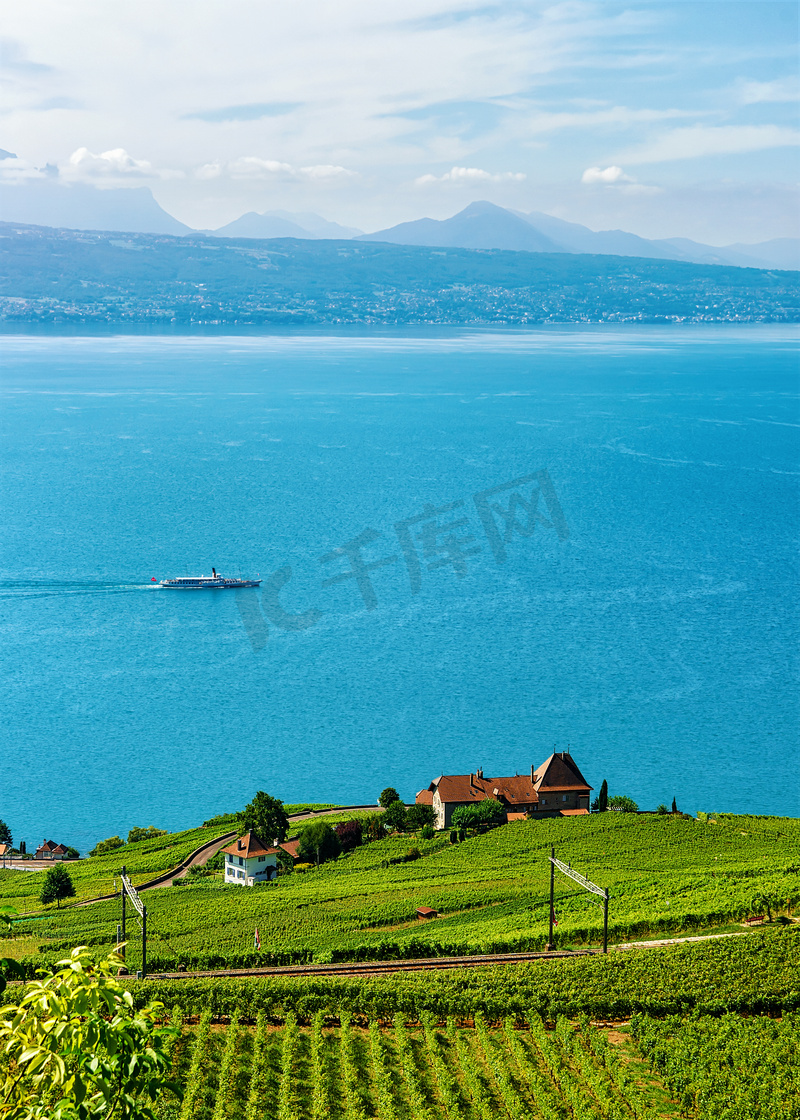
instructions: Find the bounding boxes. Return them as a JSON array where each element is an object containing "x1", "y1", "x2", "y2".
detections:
[{"x1": 1, "y1": 1, "x2": 797, "y2": 241}]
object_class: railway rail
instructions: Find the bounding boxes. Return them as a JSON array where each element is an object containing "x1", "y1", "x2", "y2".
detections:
[{"x1": 145, "y1": 947, "x2": 596, "y2": 981}]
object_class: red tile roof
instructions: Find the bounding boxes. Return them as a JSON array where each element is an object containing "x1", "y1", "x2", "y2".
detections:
[
  {"x1": 533, "y1": 752, "x2": 592, "y2": 793},
  {"x1": 221, "y1": 831, "x2": 279, "y2": 859},
  {"x1": 415, "y1": 788, "x2": 434, "y2": 805},
  {"x1": 433, "y1": 772, "x2": 539, "y2": 805}
]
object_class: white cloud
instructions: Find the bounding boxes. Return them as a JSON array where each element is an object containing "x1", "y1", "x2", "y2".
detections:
[
  {"x1": 415, "y1": 165, "x2": 526, "y2": 186},
  {"x1": 581, "y1": 165, "x2": 630, "y2": 184},
  {"x1": 196, "y1": 157, "x2": 357, "y2": 182},
  {"x1": 60, "y1": 146, "x2": 183, "y2": 181},
  {"x1": 736, "y1": 77, "x2": 800, "y2": 105},
  {"x1": 619, "y1": 124, "x2": 800, "y2": 165},
  {"x1": 0, "y1": 155, "x2": 47, "y2": 182}
]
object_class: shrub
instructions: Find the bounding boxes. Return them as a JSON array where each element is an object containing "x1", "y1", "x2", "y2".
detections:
[
  {"x1": 657, "y1": 804, "x2": 669, "y2": 814},
  {"x1": 451, "y1": 798, "x2": 505, "y2": 830},
  {"x1": 294, "y1": 863, "x2": 314, "y2": 873},
  {"x1": 607, "y1": 795, "x2": 639, "y2": 813},
  {"x1": 450, "y1": 830, "x2": 458, "y2": 844},
  {"x1": 405, "y1": 847, "x2": 422, "y2": 862},
  {"x1": 127, "y1": 825, "x2": 168, "y2": 844},
  {"x1": 335, "y1": 820, "x2": 363, "y2": 852},
  {"x1": 379, "y1": 787, "x2": 401, "y2": 808},
  {"x1": 419, "y1": 824, "x2": 435, "y2": 840},
  {"x1": 89, "y1": 836, "x2": 124, "y2": 857},
  {"x1": 0, "y1": 948, "x2": 179, "y2": 1119}
]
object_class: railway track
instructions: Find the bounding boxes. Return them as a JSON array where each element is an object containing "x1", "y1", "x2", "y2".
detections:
[{"x1": 147, "y1": 948, "x2": 596, "y2": 981}]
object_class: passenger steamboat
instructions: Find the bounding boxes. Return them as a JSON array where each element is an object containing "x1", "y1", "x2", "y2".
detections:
[{"x1": 159, "y1": 568, "x2": 261, "y2": 589}]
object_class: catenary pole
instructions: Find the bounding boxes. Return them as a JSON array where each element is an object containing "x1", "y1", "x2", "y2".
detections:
[
  {"x1": 603, "y1": 889, "x2": 609, "y2": 954},
  {"x1": 120, "y1": 865, "x2": 126, "y2": 959},
  {"x1": 548, "y1": 846, "x2": 555, "y2": 950}
]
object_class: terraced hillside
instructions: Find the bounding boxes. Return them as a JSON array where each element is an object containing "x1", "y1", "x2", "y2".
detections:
[{"x1": 8, "y1": 813, "x2": 799, "y2": 972}]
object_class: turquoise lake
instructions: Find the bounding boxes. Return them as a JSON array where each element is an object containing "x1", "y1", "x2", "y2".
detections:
[{"x1": 1, "y1": 327, "x2": 798, "y2": 852}]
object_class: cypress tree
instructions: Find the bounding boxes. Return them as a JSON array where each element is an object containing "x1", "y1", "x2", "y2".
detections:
[
  {"x1": 671, "y1": 797, "x2": 678, "y2": 814},
  {"x1": 598, "y1": 779, "x2": 608, "y2": 812}
]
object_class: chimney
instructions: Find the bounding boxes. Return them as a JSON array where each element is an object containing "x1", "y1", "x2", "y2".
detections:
[
  {"x1": 237, "y1": 839, "x2": 243, "y2": 851},
  {"x1": 477, "y1": 767, "x2": 484, "y2": 780},
  {"x1": 531, "y1": 764, "x2": 535, "y2": 780}
]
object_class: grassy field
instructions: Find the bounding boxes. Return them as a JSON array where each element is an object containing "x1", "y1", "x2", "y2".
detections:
[{"x1": 4, "y1": 812, "x2": 798, "y2": 970}]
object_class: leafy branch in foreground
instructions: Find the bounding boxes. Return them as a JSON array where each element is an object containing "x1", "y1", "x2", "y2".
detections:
[{"x1": 0, "y1": 946, "x2": 180, "y2": 1120}]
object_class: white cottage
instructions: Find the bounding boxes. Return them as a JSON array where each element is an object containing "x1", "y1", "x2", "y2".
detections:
[{"x1": 221, "y1": 830, "x2": 279, "y2": 886}]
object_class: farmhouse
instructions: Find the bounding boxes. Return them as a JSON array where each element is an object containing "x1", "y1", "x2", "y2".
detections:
[
  {"x1": 35, "y1": 840, "x2": 68, "y2": 860},
  {"x1": 221, "y1": 830, "x2": 301, "y2": 886},
  {"x1": 416, "y1": 751, "x2": 592, "y2": 830}
]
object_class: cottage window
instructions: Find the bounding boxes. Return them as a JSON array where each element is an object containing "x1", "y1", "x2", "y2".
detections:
[
  {"x1": 562, "y1": 795, "x2": 568, "y2": 802},
  {"x1": 227, "y1": 854, "x2": 232, "y2": 863},
  {"x1": 258, "y1": 855, "x2": 265, "y2": 863},
  {"x1": 541, "y1": 798, "x2": 547, "y2": 805},
  {"x1": 238, "y1": 856, "x2": 244, "y2": 866}
]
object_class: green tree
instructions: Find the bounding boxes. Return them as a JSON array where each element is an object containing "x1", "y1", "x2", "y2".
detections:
[
  {"x1": 241, "y1": 791, "x2": 290, "y2": 845},
  {"x1": 0, "y1": 946, "x2": 180, "y2": 1120},
  {"x1": 64, "y1": 847, "x2": 80, "y2": 860},
  {"x1": 40, "y1": 864, "x2": 76, "y2": 909},
  {"x1": 451, "y1": 798, "x2": 506, "y2": 830},
  {"x1": 361, "y1": 813, "x2": 386, "y2": 843},
  {"x1": 0, "y1": 820, "x2": 11, "y2": 846},
  {"x1": 671, "y1": 797, "x2": 679, "y2": 814},
  {"x1": 656, "y1": 804, "x2": 669, "y2": 815},
  {"x1": 406, "y1": 804, "x2": 435, "y2": 830},
  {"x1": 297, "y1": 821, "x2": 341, "y2": 866},
  {"x1": 607, "y1": 795, "x2": 639, "y2": 813},
  {"x1": 382, "y1": 800, "x2": 408, "y2": 833},
  {"x1": 379, "y1": 787, "x2": 401, "y2": 808},
  {"x1": 89, "y1": 836, "x2": 124, "y2": 857},
  {"x1": 591, "y1": 779, "x2": 608, "y2": 812},
  {"x1": 0, "y1": 907, "x2": 18, "y2": 938}
]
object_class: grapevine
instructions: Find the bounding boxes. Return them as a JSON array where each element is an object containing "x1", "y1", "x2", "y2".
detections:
[
  {"x1": 244, "y1": 1011, "x2": 271, "y2": 1120},
  {"x1": 369, "y1": 1019, "x2": 399, "y2": 1120},
  {"x1": 501, "y1": 1017, "x2": 566, "y2": 1120},
  {"x1": 277, "y1": 1012, "x2": 299, "y2": 1120},
  {"x1": 177, "y1": 1010, "x2": 212, "y2": 1120},
  {"x1": 393, "y1": 1014, "x2": 435, "y2": 1120},
  {"x1": 310, "y1": 1011, "x2": 333, "y2": 1120},
  {"x1": 211, "y1": 1011, "x2": 240, "y2": 1120},
  {"x1": 420, "y1": 1012, "x2": 466, "y2": 1120},
  {"x1": 448, "y1": 1017, "x2": 498, "y2": 1120},
  {"x1": 339, "y1": 1011, "x2": 369, "y2": 1120},
  {"x1": 473, "y1": 1012, "x2": 529, "y2": 1120}
]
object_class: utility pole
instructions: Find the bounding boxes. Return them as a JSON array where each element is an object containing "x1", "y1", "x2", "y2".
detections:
[
  {"x1": 547, "y1": 846, "x2": 555, "y2": 950},
  {"x1": 120, "y1": 865, "x2": 126, "y2": 960},
  {"x1": 142, "y1": 905, "x2": 147, "y2": 978},
  {"x1": 603, "y1": 889, "x2": 609, "y2": 955},
  {"x1": 547, "y1": 850, "x2": 610, "y2": 954}
]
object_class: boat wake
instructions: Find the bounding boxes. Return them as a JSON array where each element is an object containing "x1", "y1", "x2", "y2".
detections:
[{"x1": 0, "y1": 579, "x2": 159, "y2": 599}]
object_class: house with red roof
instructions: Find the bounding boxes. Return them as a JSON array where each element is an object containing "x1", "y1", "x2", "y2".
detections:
[
  {"x1": 34, "y1": 840, "x2": 69, "y2": 860},
  {"x1": 416, "y1": 751, "x2": 592, "y2": 830},
  {"x1": 221, "y1": 830, "x2": 298, "y2": 886}
]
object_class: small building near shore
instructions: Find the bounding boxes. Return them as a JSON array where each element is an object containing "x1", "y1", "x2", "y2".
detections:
[
  {"x1": 416, "y1": 751, "x2": 592, "y2": 830},
  {"x1": 35, "y1": 840, "x2": 69, "y2": 861},
  {"x1": 221, "y1": 830, "x2": 301, "y2": 886}
]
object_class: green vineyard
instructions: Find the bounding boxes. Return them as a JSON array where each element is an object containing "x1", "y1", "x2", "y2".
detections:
[
  {"x1": 13, "y1": 813, "x2": 800, "y2": 972},
  {"x1": 152, "y1": 1008, "x2": 799, "y2": 1120}
]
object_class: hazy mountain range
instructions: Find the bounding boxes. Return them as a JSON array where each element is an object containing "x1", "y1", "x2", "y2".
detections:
[{"x1": 0, "y1": 181, "x2": 796, "y2": 271}]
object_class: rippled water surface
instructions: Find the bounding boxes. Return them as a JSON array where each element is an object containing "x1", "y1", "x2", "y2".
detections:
[{"x1": 2, "y1": 327, "x2": 798, "y2": 850}]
